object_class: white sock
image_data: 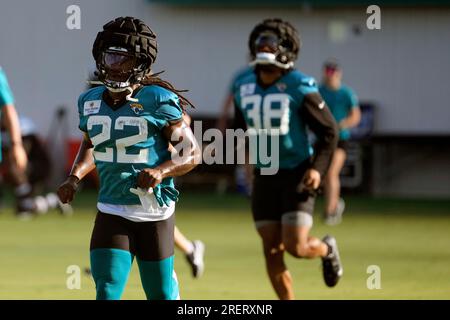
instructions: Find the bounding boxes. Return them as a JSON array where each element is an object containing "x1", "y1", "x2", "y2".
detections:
[
  {"x1": 185, "y1": 241, "x2": 194, "y2": 255},
  {"x1": 34, "y1": 196, "x2": 49, "y2": 214},
  {"x1": 45, "y1": 193, "x2": 59, "y2": 209}
]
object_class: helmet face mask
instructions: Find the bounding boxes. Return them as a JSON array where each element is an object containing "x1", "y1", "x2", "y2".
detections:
[
  {"x1": 103, "y1": 50, "x2": 137, "y2": 74},
  {"x1": 248, "y1": 19, "x2": 300, "y2": 70},
  {"x1": 99, "y1": 47, "x2": 143, "y2": 91},
  {"x1": 252, "y1": 30, "x2": 292, "y2": 69},
  {"x1": 254, "y1": 31, "x2": 280, "y2": 54}
]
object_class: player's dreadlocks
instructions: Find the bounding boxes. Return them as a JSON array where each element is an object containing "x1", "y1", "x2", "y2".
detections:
[
  {"x1": 141, "y1": 71, "x2": 195, "y2": 109},
  {"x1": 91, "y1": 16, "x2": 194, "y2": 109}
]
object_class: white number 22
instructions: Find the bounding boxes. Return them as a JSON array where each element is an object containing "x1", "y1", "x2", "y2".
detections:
[{"x1": 87, "y1": 116, "x2": 148, "y2": 163}]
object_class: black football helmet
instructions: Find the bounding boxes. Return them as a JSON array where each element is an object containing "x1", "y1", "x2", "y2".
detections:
[
  {"x1": 91, "y1": 17, "x2": 157, "y2": 94},
  {"x1": 248, "y1": 18, "x2": 301, "y2": 69}
]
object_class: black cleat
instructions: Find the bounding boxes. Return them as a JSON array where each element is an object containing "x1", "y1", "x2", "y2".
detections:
[
  {"x1": 322, "y1": 235, "x2": 343, "y2": 287},
  {"x1": 185, "y1": 240, "x2": 205, "y2": 278}
]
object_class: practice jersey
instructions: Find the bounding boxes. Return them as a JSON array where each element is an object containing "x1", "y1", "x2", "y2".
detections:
[
  {"x1": 0, "y1": 67, "x2": 14, "y2": 107},
  {"x1": 233, "y1": 69, "x2": 320, "y2": 170},
  {"x1": 78, "y1": 85, "x2": 182, "y2": 211},
  {"x1": 319, "y1": 84, "x2": 358, "y2": 141},
  {"x1": 0, "y1": 67, "x2": 15, "y2": 161}
]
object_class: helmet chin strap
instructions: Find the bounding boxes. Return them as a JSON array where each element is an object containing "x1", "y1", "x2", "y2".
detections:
[
  {"x1": 87, "y1": 79, "x2": 139, "y2": 102},
  {"x1": 249, "y1": 52, "x2": 293, "y2": 69},
  {"x1": 107, "y1": 86, "x2": 138, "y2": 102},
  {"x1": 124, "y1": 87, "x2": 138, "y2": 102}
]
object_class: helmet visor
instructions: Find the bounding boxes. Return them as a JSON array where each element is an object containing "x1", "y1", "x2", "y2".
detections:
[
  {"x1": 254, "y1": 31, "x2": 280, "y2": 54},
  {"x1": 101, "y1": 49, "x2": 139, "y2": 83},
  {"x1": 102, "y1": 50, "x2": 137, "y2": 73}
]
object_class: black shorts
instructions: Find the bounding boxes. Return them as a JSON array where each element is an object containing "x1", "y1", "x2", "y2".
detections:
[
  {"x1": 251, "y1": 160, "x2": 315, "y2": 227},
  {"x1": 337, "y1": 140, "x2": 350, "y2": 152},
  {"x1": 90, "y1": 212, "x2": 174, "y2": 261}
]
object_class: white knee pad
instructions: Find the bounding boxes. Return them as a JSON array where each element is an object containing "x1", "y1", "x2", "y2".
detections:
[{"x1": 281, "y1": 211, "x2": 313, "y2": 228}]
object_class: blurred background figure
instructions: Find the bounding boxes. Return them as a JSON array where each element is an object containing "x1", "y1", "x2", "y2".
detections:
[
  {"x1": 0, "y1": 115, "x2": 73, "y2": 218},
  {"x1": 175, "y1": 112, "x2": 206, "y2": 278},
  {"x1": 216, "y1": 64, "x2": 255, "y2": 197},
  {"x1": 174, "y1": 226, "x2": 205, "y2": 278},
  {"x1": 319, "y1": 59, "x2": 361, "y2": 225},
  {"x1": 0, "y1": 67, "x2": 26, "y2": 172},
  {"x1": 0, "y1": 66, "x2": 69, "y2": 219}
]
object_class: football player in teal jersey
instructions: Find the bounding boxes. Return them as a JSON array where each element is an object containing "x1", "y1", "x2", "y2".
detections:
[
  {"x1": 1, "y1": 116, "x2": 73, "y2": 217},
  {"x1": 232, "y1": 19, "x2": 343, "y2": 299},
  {"x1": 319, "y1": 59, "x2": 361, "y2": 225},
  {"x1": 85, "y1": 76, "x2": 206, "y2": 279},
  {"x1": 0, "y1": 67, "x2": 26, "y2": 169},
  {"x1": 0, "y1": 67, "x2": 34, "y2": 218},
  {"x1": 57, "y1": 17, "x2": 200, "y2": 300}
]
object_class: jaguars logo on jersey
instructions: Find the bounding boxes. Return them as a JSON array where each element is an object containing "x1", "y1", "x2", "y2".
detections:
[{"x1": 130, "y1": 103, "x2": 144, "y2": 115}]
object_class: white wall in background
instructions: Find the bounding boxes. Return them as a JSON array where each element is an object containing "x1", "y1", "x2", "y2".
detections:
[{"x1": 1, "y1": 1, "x2": 449, "y2": 138}]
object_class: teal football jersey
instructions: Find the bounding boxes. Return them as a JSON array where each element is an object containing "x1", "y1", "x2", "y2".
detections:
[
  {"x1": 0, "y1": 67, "x2": 15, "y2": 161},
  {"x1": 0, "y1": 67, "x2": 14, "y2": 107},
  {"x1": 319, "y1": 84, "x2": 358, "y2": 141},
  {"x1": 78, "y1": 85, "x2": 182, "y2": 205},
  {"x1": 233, "y1": 70, "x2": 318, "y2": 170}
]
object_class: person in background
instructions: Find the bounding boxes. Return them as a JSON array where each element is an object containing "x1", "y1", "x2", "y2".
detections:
[
  {"x1": 0, "y1": 115, "x2": 72, "y2": 217},
  {"x1": 232, "y1": 18, "x2": 342, "y2": 299},
  {"x1": 0, "y1": 66, "x2": 30, "y2": 218},
  {"x1": 174, "y1": 113, "x2": 205, "y2": 278},
  {"x1": 319, "y1": 59, "x2": 361, "y2": 225},
  {"x1": 216, "y1": 64, "x2": 255, "y2": 197}
]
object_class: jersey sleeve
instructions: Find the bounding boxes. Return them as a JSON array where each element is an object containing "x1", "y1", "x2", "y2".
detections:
[
  {"x1": 346, "y1": 86, "x2": 359, "y2": 109},
  {"x1": 0, "y1": 69, "x2": 15, "y2": 107},
  {"x1": 301, "y1": 92, "x2": 338, "y2": 177},
  {"x1": 77, "y1": 93, "x2": 88, "y2": 132},
  {"x1": 153, "y1": 92, "x2": 183, "y2": 129},
  {"x1": 298, "y1": 77, "x2": 319, "y2": 96}
]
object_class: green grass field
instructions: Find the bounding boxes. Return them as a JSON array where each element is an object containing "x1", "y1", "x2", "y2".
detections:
[{"x1": 0, "y1": 191, "x2": 449, "y2": 300}]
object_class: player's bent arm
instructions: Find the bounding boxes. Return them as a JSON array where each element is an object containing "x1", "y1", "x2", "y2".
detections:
[
  {"x1": 2, "y1": 104, "x2": 27, "y2": 171},
  {"x1": 217, "y1": 94, "x2": 234, "y2": 133},
  {"x1": 57, "y1": 134, "x2": 95, "y2": 203},
  {"x1": 339, "y1": 106, "x2": 361, "y2": 129},
  {"x1": 137, "y1": 120, "x2": 201, "y2": 189},
  {"x1": 69, "y1": 133, "x2": 95, "y2": 181},
  {"x1": 161, "y1": 119, "x2": 201, "y2": 176},
  {"x1": 302, "y1": 92, "x2": 339, "y2": 178}
]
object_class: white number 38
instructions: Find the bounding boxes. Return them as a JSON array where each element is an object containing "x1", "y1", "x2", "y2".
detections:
[{"x1": 241, "y1": 93, "x2": 290, "y2": 135}]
